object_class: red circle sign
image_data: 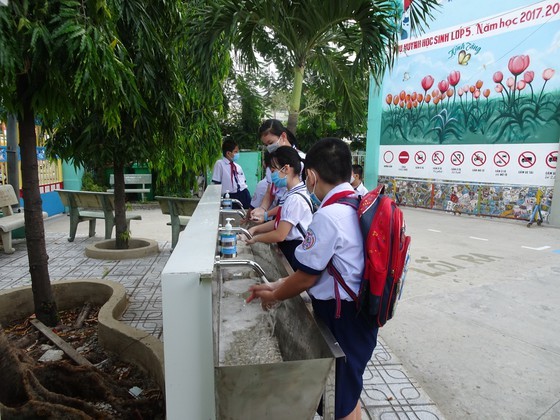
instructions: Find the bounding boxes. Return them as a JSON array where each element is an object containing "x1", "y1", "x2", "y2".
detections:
[
  {"x1": 518, "y1": 151, "x2": 536, "y2": 168},
  {"x1": 546, "y1": 151, "x2": 558, "y2": 169},
  {"x1": 494, "y1": 151, "x2": 510, "y2": 167},
  {"x1": 415, "y1": 151, "x2": 426, "y2": 165},
  {"x1": 399, "y1": 151, "x2": 410, "y2": 164},
  {"x1": 471, "y1": 151, "x2": 486, "y2": 167},
  {"x1": 383, "y1": 151, "x2": 394, "y2": 164}
]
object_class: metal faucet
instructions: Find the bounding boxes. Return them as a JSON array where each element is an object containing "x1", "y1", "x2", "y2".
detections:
[
  {"x1": 214, "y1": 257, "x2": 270, "y2": 283},
  {"x1": 221, "y1": 198, "x2": 245, "y2": 210},
  {"x1": 220, "y1": 208, "x2": 247, "y2": 219},
  {"x1": 218, "y1": 226, "x2": 253, "y2": 240}
]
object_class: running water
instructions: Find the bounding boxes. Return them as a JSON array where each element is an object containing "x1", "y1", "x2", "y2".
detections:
[{"x1": 218, "y1": 277, "x2": 284, "y2": 366}]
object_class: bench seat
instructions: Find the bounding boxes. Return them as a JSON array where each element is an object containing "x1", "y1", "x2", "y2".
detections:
[
  {"x1": 155, "y1": 196, "x2": 199, "y2": 248},
  {"x1": 1, "y1": 184, "x2": 48, "y2": 254},
  {"x1": 108, "y1": 174, "x2": 152, "y2": 201},
  {"x1": 56, "y1": 190, "x2": 142, "y2": 242}
]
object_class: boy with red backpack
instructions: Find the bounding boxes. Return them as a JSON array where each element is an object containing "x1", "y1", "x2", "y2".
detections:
[{"x1": 247, "y1": 137, "x2": 377, "y2": 420}]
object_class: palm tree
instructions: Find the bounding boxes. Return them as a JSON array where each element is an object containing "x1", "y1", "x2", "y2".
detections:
[{"x1": 189, "y1": 0, "x2": 439, "y2": 134}]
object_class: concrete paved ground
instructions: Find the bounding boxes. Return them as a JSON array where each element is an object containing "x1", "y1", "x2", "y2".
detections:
[
  {"x1": 3, "y1": 205, "x2": 559, "y2": 419},
  {"x1": 381, "y1": 207, "x2": 560, "y2": 420}
]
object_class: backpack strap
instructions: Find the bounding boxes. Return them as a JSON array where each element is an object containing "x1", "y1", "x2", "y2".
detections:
[
  {"x1": 324, "y1": 195, "x2": 360, "y2": 318},
  {"x1": 327, "y1": 260, "x2": 358, "y2": 318},
  {"x1": 294, "y1": 192, "x2": 314, "y2": 237}
]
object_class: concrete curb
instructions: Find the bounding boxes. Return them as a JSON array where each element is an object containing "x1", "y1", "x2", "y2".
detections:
[
  {"x1": 85, "y1": 238, "x2": 160, "y2": 260},
  {"x1": 0, "y1": 279, "x2": 165, "y2": 392}
]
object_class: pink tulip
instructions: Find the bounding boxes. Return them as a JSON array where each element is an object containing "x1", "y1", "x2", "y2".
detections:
[
  {"x1": 438, "y1": 80, "x2": 449, "y2": 93},
  {"x1": 421, "y1": 75, "x2": 434, "y2": 91},
  {"x1": 474, "y1": 90, "x2": 480, "y2": 99},
  {"x1": 523, "y1": 71, "x2": 534, "y2": 83},
  {"x1": 517, "y1": 80, "x2": 526, "y2": 91},
  {"x1": 458, "y1": 88, "x2": 464, "y2": 96},
  {"x1": 543, "y1": 68, "x2": 555, "y2": 81},
  {"x1": 495, "y1": 84, "x2": 503, "y2": 93},
  {"x1": 447, "y1": 70, "x2": 461, "y2": 87},
  {"x1": 493, "y1": 71, "x2": 503, "y2": 83},
  {"x1": 506, "y1": 77, "x2": 515, "y2": 88},
  {"x1": 508, "y1": 55, "x2": 530, "y2": 76}
]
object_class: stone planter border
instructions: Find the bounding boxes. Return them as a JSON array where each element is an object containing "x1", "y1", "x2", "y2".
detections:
[
  {"x1": 85, "y1": 238, "x2": 159, "y2": 260},
  {"x1": 0, "y1": 279, "x2": 165, "y2": 392}
]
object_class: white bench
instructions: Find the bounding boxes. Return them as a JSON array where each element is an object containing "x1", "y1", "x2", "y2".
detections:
[
  {"x1": 107, "y1": 173, "x2": 152, "y2": 201},
  {"x1": 0, "y1": 185, "x2": 46, "y2": 254}
]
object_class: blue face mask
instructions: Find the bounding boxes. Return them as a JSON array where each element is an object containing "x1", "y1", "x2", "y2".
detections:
[
  {"x1": 232, "y1": 153, "x2": 240, "y2": 162},
  {"x1": 271, "y1": 169, "x2": 288, "y2": 188},
  {"x1": 306, "y1": 170, "x2": 322, "y2": 207}
]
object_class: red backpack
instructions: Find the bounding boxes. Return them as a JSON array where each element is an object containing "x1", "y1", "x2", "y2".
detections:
[{"x1": 328, "y1": 184, "x2": 411, "y2": 328}]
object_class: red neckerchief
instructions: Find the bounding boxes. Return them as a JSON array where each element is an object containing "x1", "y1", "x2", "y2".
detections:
[
  {"x1": 274, "y1": 206, "x2": 282, "y2": 229},
  {"x1": 230, "y1": 160, "x2": 237, "y2": 185},
  {"x1": 321, "y1": 190, "x2": 355, "y2": 208}
]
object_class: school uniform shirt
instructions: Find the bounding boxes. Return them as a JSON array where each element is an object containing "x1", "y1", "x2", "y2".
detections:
[
  {"x1": 276, "y1": 182, "x2": 313, "y2": 241},
  {"x1": 250, "y1": 177, "x2": 269, "y2": 209},
  {"x1": 354, "y1": 182, "x2": 368, "y2": 197},
  {"x1": 211, "y1": 157, "x2": 248, "y2": 195},
  {"x1": 293, "y1": 183, "x2": 363, "y2": 301}
]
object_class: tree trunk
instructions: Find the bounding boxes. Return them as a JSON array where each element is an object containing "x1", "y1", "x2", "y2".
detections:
[
  {"x1": 113, "y1": 163, "x2": 129, "y2": 249},
  {"x1": 287, "y1": 64, "x2": 305, "y2": 135},
  {"x1": 16, "y1": 74, "x2": 59, "y2": 327}
]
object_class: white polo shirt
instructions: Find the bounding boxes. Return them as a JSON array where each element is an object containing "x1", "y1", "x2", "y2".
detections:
[
  {"x1": 279, "y1": 182, "x2": 313, "y2": 241},
  {"x1": 354, "y1": 182, "x2": 368, "y2": 197},
  {"x1": 294, "y1": 183, "x2": 363, "y2": 301},
  {"x1": 211, "y1": 157, "x2": 248, "y2": 195},
  {"x1": 250, "y1": 177, "x2": 269, "y2": 208}
]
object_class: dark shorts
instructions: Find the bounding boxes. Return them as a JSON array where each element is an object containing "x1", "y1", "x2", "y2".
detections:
[
  {"x1": 312, "y1": 298, "x2": 378, "y2": 418},
  {"x1": 277, "y1": 239, "x2": 302, "y2": 271},
  {"x1": 228, "y1": 189, "x2": 252, "y2": 209}
]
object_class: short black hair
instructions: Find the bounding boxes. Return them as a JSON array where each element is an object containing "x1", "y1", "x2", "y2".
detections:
[
  {"x1": 305, "y1": 138, "x2": 351, "y2": 184},
  {"x1": 263, "y1": 150, "x2": 272, "y2": 167},
  {"x1": 352, "y1": 164, "x2": 364, "y2": 178},
  {"x1": 222, "y1": 139, "x2": 237, "y2": 156},
  {"x1": 270, "y1": 146, "x2": 303, "y2": 174}
]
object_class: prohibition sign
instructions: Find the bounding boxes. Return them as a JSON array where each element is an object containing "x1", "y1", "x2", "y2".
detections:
[
  {"x1": 546, "y1": 151, "x2": 558, "y2": 169},
  {"x1": 451, "y1": 151, "x2": 464, "y2": 166},
  {"x1": 383, "y1": 150, "x2": 394, "y2": 164},
  {"x1": 415, "y1": 151, "x2": 426, "y2": 165},
  {"x1": 399, "y1": 151, "x2": 410, "y2": 164},
  {"x1": 494, "y1": 151, "x2": 510, "y2": 167},
  {"x1": 432, "y1": 151, "x2": 444, "y2": 165},
  {"x1": 471, "y1": 151, "x2": 486, "y2": 167},
  {"x1": 518, "y1": 151, "x2": 536, "y2": 168}
]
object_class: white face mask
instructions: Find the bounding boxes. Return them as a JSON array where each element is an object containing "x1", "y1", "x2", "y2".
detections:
[
  {"x1": 350, "y1": 176, "x2": 355, "y2": 184},
  {"x1": 266, "y1": 137, "x2": 281, "y2": 153}
]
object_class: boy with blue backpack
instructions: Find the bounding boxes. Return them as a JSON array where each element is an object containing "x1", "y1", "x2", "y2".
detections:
[{"x1": 247, "y1": 137, "x2": 378, "y2": 419}]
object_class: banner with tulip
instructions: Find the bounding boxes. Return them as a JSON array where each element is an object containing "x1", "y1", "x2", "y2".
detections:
[{"x1": 379, "y1": 0, "x2": 559, "y2": 189}]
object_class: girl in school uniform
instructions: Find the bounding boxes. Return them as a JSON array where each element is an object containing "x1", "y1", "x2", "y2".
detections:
[
  {"x1": 247, "y1": 138, "x2": 377, "y2": 420},
  {"x1": 250, "y1": 119, "x2": 305, "y2": 223},
  {"x1": 245, "y1": 146, "x2": 313, "y2": 270}
]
